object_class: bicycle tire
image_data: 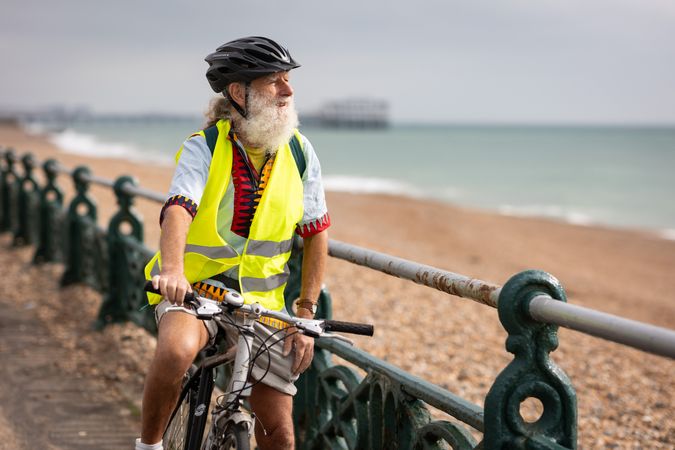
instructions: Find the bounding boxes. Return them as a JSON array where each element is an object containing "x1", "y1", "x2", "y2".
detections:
[
  {"x1": 163, "y1": 366, "x2": 199, "y2": 450},
  {"x1": 217, "y1": 422, "x2": 250, "y2": 450}
]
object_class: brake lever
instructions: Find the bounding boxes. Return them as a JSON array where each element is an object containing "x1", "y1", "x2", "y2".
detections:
[
  {"x1": 165, "y1": 305, "x2": 197, "y2": 316},
  {"x1": 165, "y1": 298, "x2": 223, "y2": 320},
  {"x1": 293, "y1": 320, "x2": 355, "y2": 345},
  {"x1": 294, "y1": 319, "x2": 323, "y2": 337}
]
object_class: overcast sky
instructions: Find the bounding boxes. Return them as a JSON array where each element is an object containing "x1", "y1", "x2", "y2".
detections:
[{"x1": 1, "y1": 0, "x2": 674, "y2": 125}]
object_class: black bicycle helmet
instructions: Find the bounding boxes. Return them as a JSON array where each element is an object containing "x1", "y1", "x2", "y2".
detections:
[{"x1": 205, "y1": 36, "x2": 300, "y2": 93}]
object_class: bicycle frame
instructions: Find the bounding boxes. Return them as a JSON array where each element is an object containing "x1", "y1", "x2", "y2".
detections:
[
  {"x1": 173, "y1": 311, "x2": 260, "y2": 450},
  {"x1": 207, "y1": 313, "x2": 260, "y2": 444},
  {"x1": 189, "y1": 357, "x2": 215, "y2": 450},
  {"x1": 221, "y1": 314, "x2": 257, "y2": 408}
]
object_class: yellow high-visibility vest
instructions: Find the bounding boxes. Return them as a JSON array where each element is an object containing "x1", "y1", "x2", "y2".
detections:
[{"x1": 144, "y1": 119, "x2": 304, "y2": 311}]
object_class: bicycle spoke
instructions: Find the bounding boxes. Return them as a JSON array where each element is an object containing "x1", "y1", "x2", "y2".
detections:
[{"x1": 164, "y1": 398, "x2": 189, "y2": 449}]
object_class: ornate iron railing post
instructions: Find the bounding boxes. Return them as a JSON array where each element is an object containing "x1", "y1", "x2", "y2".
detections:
[
  {"x1": 14, "y1": 153, "x2": 40, "y2": 246},
  {"x1": 96, "y1": 176, "x2": 146, "y2": 328},
  {"x1": 61, "y1": 165, "x2": 98, "y2": 286},
  {"x1": 33, "y1": 159, "x2": 65, "y2": 263},
  {"x1": 484, "y1": 270, "x2": 577, "y2": 449},
  {"x1": 1, "y1": 149, "x2": 20, "y2": 233}
]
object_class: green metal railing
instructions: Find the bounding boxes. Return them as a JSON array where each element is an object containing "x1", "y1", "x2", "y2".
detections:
[{"x1": 2, "y1": 147, "x2": 674, "y2": 449}]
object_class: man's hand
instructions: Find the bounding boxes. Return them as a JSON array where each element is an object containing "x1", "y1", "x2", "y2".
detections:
[
  {"x1": 283, "y1": 326, "x2": 315, "y2": 375},
  {"x1": 151, "y1": 271, "x2": 192, "y2": 306}
]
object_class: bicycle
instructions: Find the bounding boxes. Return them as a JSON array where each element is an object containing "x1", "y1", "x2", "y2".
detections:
[{"x1": 143, "y1": 282, "x2": 374, "y2": 450}]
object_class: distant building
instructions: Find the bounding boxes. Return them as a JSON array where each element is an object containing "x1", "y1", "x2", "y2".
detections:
[
  {"x1": 3, "y1": 105, "x2": 93, "y2": 132},
  {"x1": 302, "y1": 98, "x2": 390, "y2": 128}
]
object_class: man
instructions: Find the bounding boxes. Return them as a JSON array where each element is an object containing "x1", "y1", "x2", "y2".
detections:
[{"x1": 136, "y1": 36, "x2": 330, "y2": 450}]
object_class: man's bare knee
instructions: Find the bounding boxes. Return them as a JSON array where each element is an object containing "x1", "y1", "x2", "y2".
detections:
[
  {"x1": 154, "y1": 341, "x2": 197, "y2": 374},
  {"x1": 263, "y1": 423, "x2": 294, "y2": 449},
  {"x1": 153, "y1": 311, "x2": 209, "y2": 374},
  {"x1": 250, "y1": 383, "x2": 294, "y2": 450}
]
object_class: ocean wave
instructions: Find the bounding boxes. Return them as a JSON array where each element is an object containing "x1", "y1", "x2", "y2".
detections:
[
  {"x1": 323, "y1": 175, "x2": 425, "y2": 198},
  {"x1": 44, "y1": 128, "x2": 173, "y2": 166},
  {"x1": 497, "y1": 204, "x2": 595, "y2": 226},
  {"x1": 658, "y1": 229, "x2": 675, "y2": 241},
  {"x1": 48, "y1": 129, "x2": 138, "y2": 158}
]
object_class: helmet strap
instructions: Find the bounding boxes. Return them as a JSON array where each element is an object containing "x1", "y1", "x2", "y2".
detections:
[{"x1": 224, "y1": 82, "x2": 250, "y2": 119}]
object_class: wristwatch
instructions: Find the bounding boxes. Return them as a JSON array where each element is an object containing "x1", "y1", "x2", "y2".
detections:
[{"x1": 295, "y1": 298, "x2": 318, "y2": 315}]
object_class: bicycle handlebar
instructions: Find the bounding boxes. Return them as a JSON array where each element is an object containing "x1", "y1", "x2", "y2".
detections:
[
  {"x1": 144, "y1": 281, "x2": 198, "y2": 304},
  {"x1": 143, "y1": 281, "x2": 374, "y2": 338},
  {"x1": 323, "y1": 320, "x2": 374, "y2": 336}
]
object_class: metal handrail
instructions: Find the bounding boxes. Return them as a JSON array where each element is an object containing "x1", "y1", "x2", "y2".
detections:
[
  {"x1": 325, "y1": 239, "x2": 675, "y2": 359},
  {"x1": 529, "y1": 296, "x2": 675, "y2": 359},
  {"x1": 327, "y1": 239, "x2": 501, "y2": 307}
]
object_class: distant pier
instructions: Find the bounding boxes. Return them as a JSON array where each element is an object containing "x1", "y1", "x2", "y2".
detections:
[{"x1": 303, "y1": 98, "x2": 390, "y2": 129}]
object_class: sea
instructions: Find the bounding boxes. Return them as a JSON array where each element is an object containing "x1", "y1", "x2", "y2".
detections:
[{"x1": 24, "y1": 118, "x2": 675, "y2": 240}]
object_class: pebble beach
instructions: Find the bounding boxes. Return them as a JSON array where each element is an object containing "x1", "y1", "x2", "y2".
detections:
[{"x1": 1, "y1": 122, "x2": 673, "y2": 447}]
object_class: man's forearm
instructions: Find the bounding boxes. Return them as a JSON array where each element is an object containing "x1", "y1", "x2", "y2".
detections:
[
  {"x1": 159, "y1": 206, "x2": 193, "y2": 274},
  {"x1": 300, "y1": 230, "x2": 328, "y2": 302}
]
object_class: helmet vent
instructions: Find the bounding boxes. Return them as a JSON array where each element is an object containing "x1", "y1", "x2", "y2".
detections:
[
  {"x1": 230, "y1": 57, "x2": 255, "y2": 69},
  {"x1": 258, "y1": 43, "x2": 282, "y2": 55},
  {"x1": 247, "y1": 49, "x2": 278, "y2": 64}
]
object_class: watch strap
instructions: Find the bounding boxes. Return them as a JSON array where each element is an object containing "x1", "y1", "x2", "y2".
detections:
[{"x1": 295, "y1": 298, "x2": 318, "y2": 314}]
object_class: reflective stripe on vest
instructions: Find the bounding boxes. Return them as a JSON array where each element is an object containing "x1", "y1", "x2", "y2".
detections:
[
  {"x1": 241, "y1": 269, "x2": 290, "y2": 292},
  {"x1": 245, "y1": 239, "x2": 293, "y2": 257},
  {"x1": 184, "y1": 244, "x2": 239, "y2": 259},
  {"x1": 144, "y1": 119, "x2": 304, "y2": 310}
]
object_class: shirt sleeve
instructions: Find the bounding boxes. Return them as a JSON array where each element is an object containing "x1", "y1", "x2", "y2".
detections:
[
  {"x1": 295, "y1": 134, "x2": 331, "y2": 237},
  {"x1": 159, "y1": 135, "x2": 212, "y2": 225}
]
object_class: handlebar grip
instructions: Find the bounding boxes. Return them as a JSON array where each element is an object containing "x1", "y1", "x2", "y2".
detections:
[
  {"x1": 143, "y1": 280, "x2": 197, "y2": 304},
  {"x1": 323, "y1": 320, "x2": 374, "y2": 336}
]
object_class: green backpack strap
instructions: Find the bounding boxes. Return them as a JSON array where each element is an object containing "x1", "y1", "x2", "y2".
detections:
[
  {"x1": 203, "y1": 124, "x2": 219, "y2": 156},
  {"x1": 203, "y1": 125, "x2": 305, "y2": 178},
  {"x1": 289, "y1": 133, "x2": 306, "y2": 178}
]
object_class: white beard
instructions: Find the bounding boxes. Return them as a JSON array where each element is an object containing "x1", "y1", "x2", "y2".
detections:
[{"x1": 235, "y1": 89, "x2": 299, "y2": 154}]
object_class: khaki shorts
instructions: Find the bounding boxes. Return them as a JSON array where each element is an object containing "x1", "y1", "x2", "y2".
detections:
[{"x1": 154, "y1": 300, "x2": 299, "y2": 395}]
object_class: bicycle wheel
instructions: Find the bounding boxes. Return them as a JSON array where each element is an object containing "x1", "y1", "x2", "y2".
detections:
[
  {"x1": 164, "y1": 366, "x2": 199, "y2": 450},
  {"x1": 217, "y1": 422, "x2": 250, "y2": 450}
]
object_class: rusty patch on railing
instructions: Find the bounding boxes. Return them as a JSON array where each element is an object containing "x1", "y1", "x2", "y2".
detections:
[
  {"x1": 415, "y1": 269, "x2": 499, "y2": 308},
  {"x1": 328, "y1": 240, "x2": 501, "y2": 308}
]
